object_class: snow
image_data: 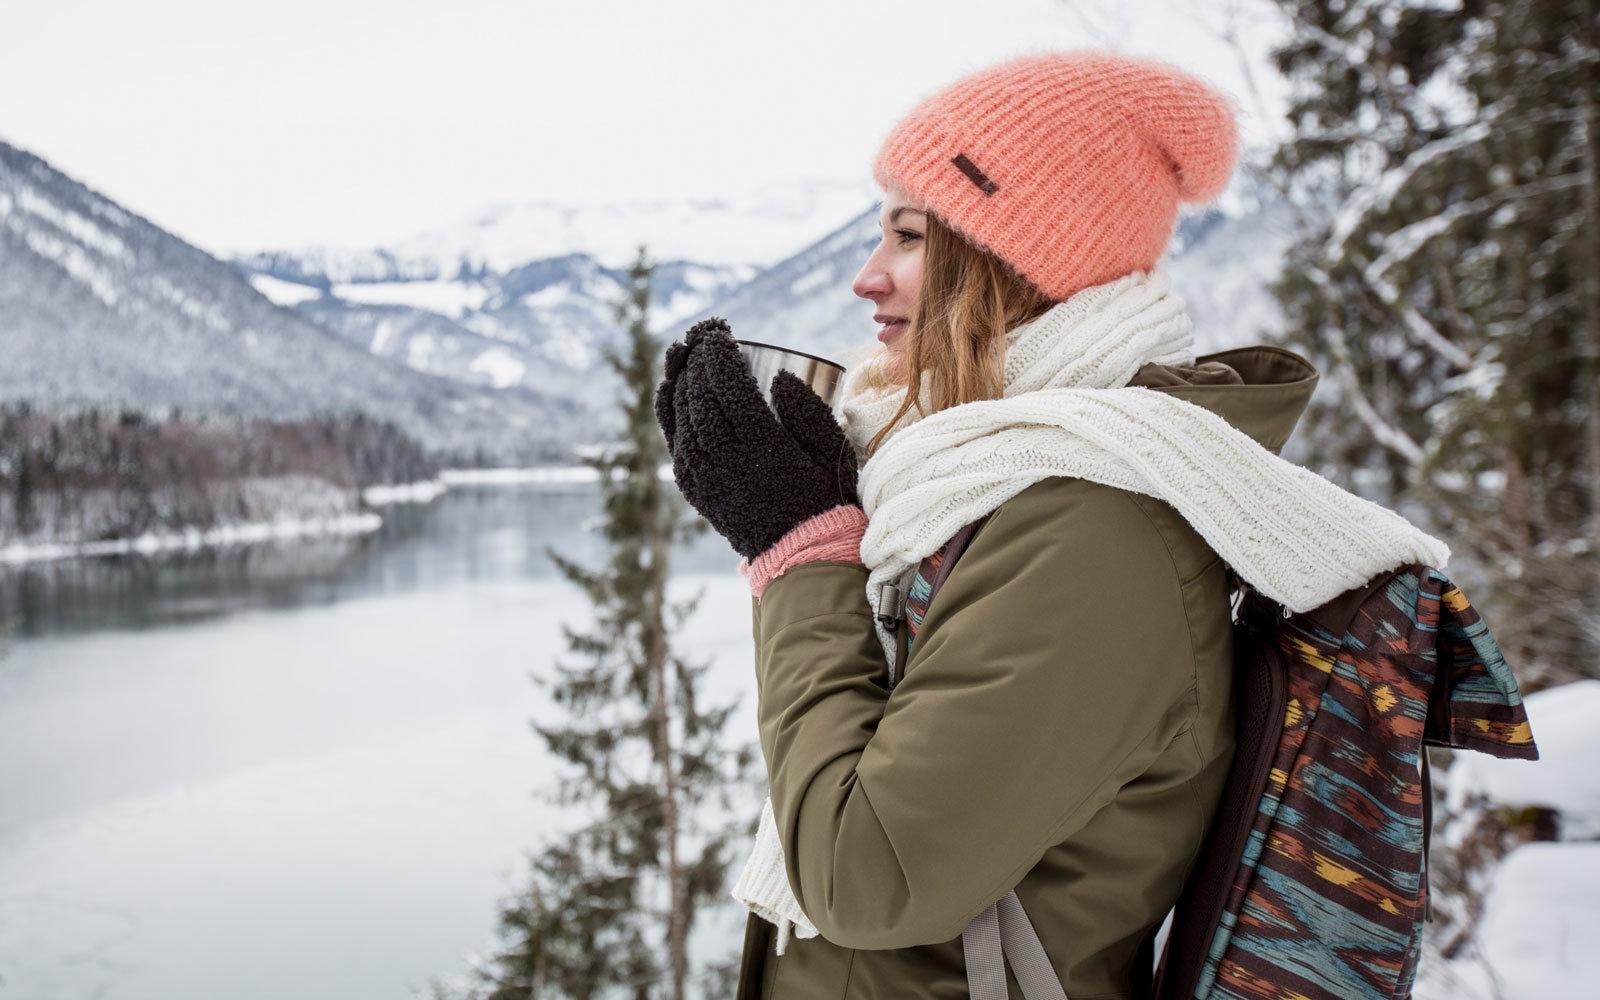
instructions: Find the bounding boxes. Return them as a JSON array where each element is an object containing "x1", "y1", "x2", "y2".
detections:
[
  {"x1": 467, "y1": 347, "x2": 527, "y2": 389},
  {"x1": 662, "y1": 287, "x2": 710, "y2": 322},
  {"x1": 1438, "y1": 360, "x2": 1506, "y2": 401},
  {"x1": 248, "y1": 272, "x2": 323, "y2": 306},
  {"x1": 19, "y1": 226, "x2": 120, "y2": 307},
  {"x1": 683, "y1": 263, "x2": 752, "y2": 292},
  {"x1": 361, "y1": 479, "x2": 449, "y2": 506},
  {"x1": 439, "y1": 465, "x2": 600, "y2": 485},
  {"x1": 457, "y1": 313, "x2": 523, "y2": 346},
  {"x1": 520, "y1": 284, "x2": 574, "y2": 308},
  {"x1": 1451, "y1": 680, "x2": 1600, "y2": 840},
  {"x1": 1418, "y1": 681, "x2": 1600, "y2": 998},
  {"x1": 1325, "y1": 121, "x2": 1491, "y2": 258},
  {"x1": 1167, "y1": 197, "x2": 1296, "y2": 350},
  {"x1": 1476, "y1": 843, "x2": 1600, "y2": 999},
  {"x1": 369, "y1": 319, "x2": 395, "y2": 353},
  {"x1": 152, "y1": 274, "x2": 231, "y2": 332},
  {"x1": 539, "y1": 323, "x2": 593, "y2": 369},
  {"x1": 0, "y1": 512, "x2": 382, "y2": 566},
  {"x1": 789, "y1": 266, "x2": 832, "y2": 297},
  {"x1": 15, "y1": 183, "x2": 130, "y2": 260},
  {"x1": 331, "y1": 278, "x2": 490, "y2": 318},
  {"x1": 85, "y1": 193, "x2": 131, "y2": 228},
  {"x1": 436, "y1": 464, "x2": 675, "y2": 486},
  {"x1": 406, "y1": 332, "x2": 439, "y2": 367}
]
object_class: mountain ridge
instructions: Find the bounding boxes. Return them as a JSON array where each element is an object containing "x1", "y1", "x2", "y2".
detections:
[{"x1": 0, "y1": 139, "x2": 582, "y2": 463}]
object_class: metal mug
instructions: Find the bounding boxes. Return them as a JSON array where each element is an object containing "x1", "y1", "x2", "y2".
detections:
[{"x1": 734, "y1": 338, "x2": 846, "y2": 414}]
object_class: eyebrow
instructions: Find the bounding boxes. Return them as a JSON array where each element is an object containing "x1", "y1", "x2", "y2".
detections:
[{"x1": 878, "y1": 207, "x2": 927, "y2": 227}]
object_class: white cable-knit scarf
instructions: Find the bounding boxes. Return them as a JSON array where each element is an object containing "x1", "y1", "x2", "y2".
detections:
[{"x1": 730, "y1": 265, "x2": 1451, "y2": 953}]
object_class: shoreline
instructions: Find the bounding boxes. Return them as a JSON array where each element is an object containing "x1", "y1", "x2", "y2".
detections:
[
  {"x1": 0, "y1": 512, "x2": 385, "y2": 566},
  {"x1": 0, "y1": 465, "x2": 616, "y2": 566}
]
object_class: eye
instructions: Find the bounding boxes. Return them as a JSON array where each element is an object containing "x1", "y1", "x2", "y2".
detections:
[{"x1": 894, "y1": 228, "x2": 922, "y2": 247}]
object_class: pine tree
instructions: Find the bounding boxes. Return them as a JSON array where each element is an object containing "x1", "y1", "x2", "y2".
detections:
[
  {"x1": 455, "y1": 245, "x2": 757, "y2": 1000},
  {"x1": 1266, "y1": 0, "x2": 1600, "y2": 689}
]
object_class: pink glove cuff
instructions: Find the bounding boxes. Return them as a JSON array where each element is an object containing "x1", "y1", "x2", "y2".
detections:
[{"x1": 738, "y1": 504, "x2": 868, "y2": 600}]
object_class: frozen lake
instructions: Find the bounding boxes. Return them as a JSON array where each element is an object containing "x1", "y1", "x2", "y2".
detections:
[{"x1": 0, "y1": 482, "x2": 761, "y2": 1000}]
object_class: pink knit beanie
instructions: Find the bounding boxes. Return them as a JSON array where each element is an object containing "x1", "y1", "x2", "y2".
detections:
[{"x1": 872, "y1": 49, "x2": 1240, "y2": 301}]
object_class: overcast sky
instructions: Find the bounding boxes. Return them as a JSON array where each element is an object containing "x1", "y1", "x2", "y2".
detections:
[{"x1": 1, "y1": 0, "x2": 1290, "y2": 257}]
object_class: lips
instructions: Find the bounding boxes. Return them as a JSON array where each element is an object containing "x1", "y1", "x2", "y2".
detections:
[{"x1": 874, "y1": 313, "x2": 908, "y2": 342}]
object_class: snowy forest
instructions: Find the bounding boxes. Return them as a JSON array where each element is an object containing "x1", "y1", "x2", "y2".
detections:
[{"x1": 0, "y1": 404, "x2": 439, "y2": 545}]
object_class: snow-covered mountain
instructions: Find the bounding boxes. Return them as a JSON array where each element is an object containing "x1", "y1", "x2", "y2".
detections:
[
  {"x1": 229, "y1": 180, "x2": 883, "y2": 409},
  {"x1": 0, "y1": 139, "x2": 584, "y2": 463},
  {"x1": 236, "y1": 249, "x2": 756, "y2": 404},
  {"x1": 234, "y1": 163, "x2": 1295, "y2": 427}
]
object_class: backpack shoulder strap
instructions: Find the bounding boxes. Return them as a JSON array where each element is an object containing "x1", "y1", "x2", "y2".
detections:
[{"x1": 932, "y1": 510, "x2": 994, "y2": 589}]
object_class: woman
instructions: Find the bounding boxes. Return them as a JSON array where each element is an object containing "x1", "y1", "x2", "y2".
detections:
[{"x1": 656, "y1": 50, "x2": 1446, "y2": 1000}]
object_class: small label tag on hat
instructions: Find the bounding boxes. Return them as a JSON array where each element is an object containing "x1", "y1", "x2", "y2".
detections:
[{"x1": 951, "y1": 153, "x2": 999, "y2": 195}]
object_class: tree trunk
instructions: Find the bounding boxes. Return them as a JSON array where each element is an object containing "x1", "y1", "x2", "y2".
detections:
[{"x1": 646, "y1": 493, "x2": 687, "y2": 1000}]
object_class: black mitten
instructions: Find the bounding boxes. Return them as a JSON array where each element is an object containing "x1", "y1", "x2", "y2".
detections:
[
  {"x1": 654, "y1": 316, "x2": 726, "y2": 449},
  {"x1": 769, "y1": 367, "x2": 860, "y2": 510},
  {"x1": 655, "y1": 318, "x2": 860, "y2": 559}
]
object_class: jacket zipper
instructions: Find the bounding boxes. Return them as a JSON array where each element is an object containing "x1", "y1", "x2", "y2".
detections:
[{"x1": 876, "y1": 581, "x2": 905, "y2": 690}]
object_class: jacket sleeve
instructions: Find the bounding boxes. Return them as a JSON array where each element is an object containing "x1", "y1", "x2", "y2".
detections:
[{"x1": 752, "y1": 476, "x2": 1199, "y2": 950}]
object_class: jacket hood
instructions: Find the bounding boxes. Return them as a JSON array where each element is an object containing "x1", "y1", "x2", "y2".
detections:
[{"x1": 1127, "y1": 344, "x2": 1320, "y2": 456}]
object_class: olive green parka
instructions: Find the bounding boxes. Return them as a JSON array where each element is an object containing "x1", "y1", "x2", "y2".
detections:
[{"x1": 734, "y1": 345, "x2": 1320, "y2": 999}]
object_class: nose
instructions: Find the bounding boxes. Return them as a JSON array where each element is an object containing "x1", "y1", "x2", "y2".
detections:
[{"x1": 853, "y1": 248, "x2": 892, "y2": 300}]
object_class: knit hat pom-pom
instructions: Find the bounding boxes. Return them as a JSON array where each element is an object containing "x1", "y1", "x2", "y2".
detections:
[{"x1": 1125, "y1": 55, "x2": 1240, "y2": 204}]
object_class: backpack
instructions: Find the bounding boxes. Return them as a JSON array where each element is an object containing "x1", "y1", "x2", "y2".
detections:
[
  {"x1": 888, "y1": 513, "x2": 1541, "y2": 1000},
  {"x1": 1153, "y1": 563, "x2": 1539, "y2": 1000}
]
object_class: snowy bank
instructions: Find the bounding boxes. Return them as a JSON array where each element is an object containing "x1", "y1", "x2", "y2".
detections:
[
  {"x1": 441, "y1": 466, "x2": 599, "y2": 485},
  {"x1": 0, "y1": 473, "x2": 381, "y2": 566},
  {"x1": 440, "y1": 464, "x2": 675, "y2": 486},
  {"x1": 361, "y1": 479, "x2": 449, "y2": 506},
  {"x1": 1476, "y1": 842, "x2": 1600, "y2": 999},
  {"x1": 1418, "y1": 680, "x2": 1600, "y2": 1000},
  {"x1": 0, "y1": 512, "x2": 382, "y2": 565}
]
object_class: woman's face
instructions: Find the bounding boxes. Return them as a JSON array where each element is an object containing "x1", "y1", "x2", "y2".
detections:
[{"x1": 852, "y1": 185, "x2": 926, "y2": 364}]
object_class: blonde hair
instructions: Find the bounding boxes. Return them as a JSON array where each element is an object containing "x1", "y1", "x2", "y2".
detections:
[{"x1": 859, "y1": 209, "x2": 1056, "y2": 457}]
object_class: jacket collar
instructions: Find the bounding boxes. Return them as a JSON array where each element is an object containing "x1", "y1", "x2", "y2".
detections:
[{"x1": 1128, "y1": 344, "x2": 1320, "y2": 456}]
